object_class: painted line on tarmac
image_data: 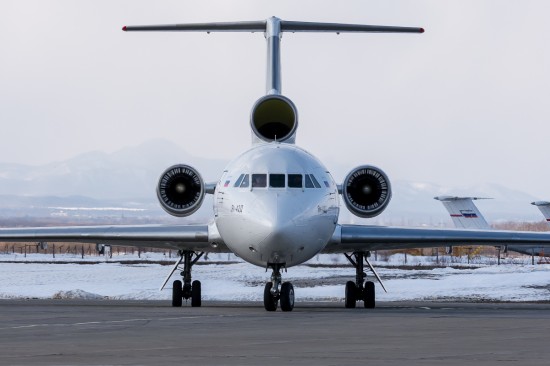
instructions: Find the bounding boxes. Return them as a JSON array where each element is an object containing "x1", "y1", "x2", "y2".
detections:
[{"x1": 1, "y1": 315, "x2": 233, "y2": 330}]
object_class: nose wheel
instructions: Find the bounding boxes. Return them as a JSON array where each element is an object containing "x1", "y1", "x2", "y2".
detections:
[{"x1": 264, "y1": 264, "x2": 294, "y2": 312}]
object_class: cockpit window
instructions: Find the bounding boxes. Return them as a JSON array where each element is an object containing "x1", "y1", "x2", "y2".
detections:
[
  {"x1": 240, "y1": 174, "x2": 250, "y2": 188},
  {"x1": 252, "y1": 174, "x2": 267, "y2": 188},
  {"x1": 305, "y1": 174, "x2": 314, "y2": 188},
  {"x1": 233, "y1": 174, "x2": 245, "y2": 187},
  {"x1": 269, "y1": 174, "x2": 285, "y2": 188},
  {"x1": 288, "y1": 174, "x2": 302, "y2": 188},
  {"x1": 309, "y1": 174, "x2": 322, "y2": 188}
]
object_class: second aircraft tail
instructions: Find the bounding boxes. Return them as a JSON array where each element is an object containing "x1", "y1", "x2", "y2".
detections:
[{"x1": 434, "y1": 196, "x2": 491, "y2": 229}]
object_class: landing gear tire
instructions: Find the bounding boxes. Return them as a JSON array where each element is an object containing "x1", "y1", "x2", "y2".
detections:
[
  {"x1": 263, "y1": 282, "x2": 278, "y2": 311},
  {"x1": 280, "y1": 282, "x2": 295, "y2": 312},
  {"x1": 364, "y1": 281, "x2": 375, "y2": 309},
  {"x1": 191, "y1": 280, "x2": 201, "y2": 307},
  {"x1": 172, "y1": 280, "x2": 183, "y2": 307},
  {"x1": 345, "y1": 281, "x2": 356, "y2": 308}
]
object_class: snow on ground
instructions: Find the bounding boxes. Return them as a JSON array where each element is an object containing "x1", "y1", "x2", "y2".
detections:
[{"x1": 1, "y1": 253, "x2": 549, "y2": 303}]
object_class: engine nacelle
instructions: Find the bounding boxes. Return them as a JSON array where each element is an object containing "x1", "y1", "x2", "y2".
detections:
[
  {"x1": 342, "y1": 165, "x2": 392, "y2": 218},
  {"x1": 157, "y1": 164, "x2": 205, "y2": 217},
  {"x1": 251, "y1": 95, "x2": 298, "y2": 143}
]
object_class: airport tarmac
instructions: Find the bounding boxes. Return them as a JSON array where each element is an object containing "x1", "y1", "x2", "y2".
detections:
[{"x1": 0, "y1": 300, "x2": 549, "y2": 366}]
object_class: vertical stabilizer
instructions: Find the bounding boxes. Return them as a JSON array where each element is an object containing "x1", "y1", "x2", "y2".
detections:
[
  {"x1": 434, "y1": 196, "x2": 491, "y2": 229},
  {"x1": 123, "y1": 17, "x2": 422, "y2": 145},
  {"x1": 123, "y1": 17, "x2": 423, "y2": 98},
  {"x1": 435, "y1": 197, "x2": 550, "y2": 257},
  {"x1": 532, "y1": 201, "x2": 550, "y2": 224}
]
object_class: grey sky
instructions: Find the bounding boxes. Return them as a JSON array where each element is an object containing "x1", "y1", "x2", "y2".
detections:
[{"x1": 1, "y1": 1, "x2": 549, "y2": 197}]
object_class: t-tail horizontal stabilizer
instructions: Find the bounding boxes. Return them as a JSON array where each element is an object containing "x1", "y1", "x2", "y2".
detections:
[
  {"x1": 122, "y1": 18, "x2": 424, "y2": 34},
  {"x1": 122, "y1": 17, "x2": 424, "y2": 96}
]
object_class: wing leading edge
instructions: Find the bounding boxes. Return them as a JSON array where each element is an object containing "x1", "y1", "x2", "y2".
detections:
[
  {"x1": 324, "y1": 224, "x2": 550, "y2": 253},
  {"x1": 0, "y1": 223, "x2": 228, "y2": 253}
]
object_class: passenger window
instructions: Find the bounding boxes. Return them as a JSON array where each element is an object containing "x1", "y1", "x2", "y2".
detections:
[
  {"x1": 309, "y1": 174, "x2": 322, "y2": 188},
  {"x1": 252, "y1": 174, "x2": 267, "y2": 188},
  {"x1": 234, "y1": 174, "x2": 245, "y2": 187},
  {"x1": 305, "y1": 175, "x2": 314, "y2": 188},
  {"x1": 288, "y1": 174, "x2": 302, "y2": 188},
  {"x1": 240, "y1": 174, "x2": 250, "y2": 188},
  {"x1": 270, "y1": 174, "x2": 285, "y2": 188}
]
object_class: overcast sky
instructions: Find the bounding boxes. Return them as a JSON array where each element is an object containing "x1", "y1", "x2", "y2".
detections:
[{"x1": 1, "y1": 1, "x2": 549, "y2": 197}]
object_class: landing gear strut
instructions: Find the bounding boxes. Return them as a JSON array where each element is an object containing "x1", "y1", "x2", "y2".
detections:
[
  {"x1": 166, "y1": 250, "x2": 204, "y2": 307},
  {"x1": 344, "y1": 251, "x2": 376, "y2": 308},
  {"x1": 263, "y1": 264, "x2": 294, "y2": 312}
]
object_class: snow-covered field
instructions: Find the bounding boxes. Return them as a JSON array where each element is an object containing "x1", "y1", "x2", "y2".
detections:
[{"x1": 1, "y1": 253, "x2": 549, "y2": 303}]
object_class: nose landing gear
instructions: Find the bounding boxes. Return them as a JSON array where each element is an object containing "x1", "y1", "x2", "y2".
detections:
[{"x1": 264, "y1": 264, "x2": 294, "y2": 312}]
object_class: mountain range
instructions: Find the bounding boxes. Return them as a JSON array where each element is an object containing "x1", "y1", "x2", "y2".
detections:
[{"x1": 0, "y1": 139, "x2": 544, "y2": 225}]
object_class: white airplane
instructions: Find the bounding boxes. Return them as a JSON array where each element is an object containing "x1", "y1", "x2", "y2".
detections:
[
  {"x1": 435, "y1": 196, "x2": 550, "y2": 257},
  {"x1": 2, "y1": 17, "x2": 550, "y2": 312}
]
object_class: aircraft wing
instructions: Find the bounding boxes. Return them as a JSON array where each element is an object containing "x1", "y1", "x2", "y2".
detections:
[
  {"x1": 323, "y1": 224, "x2": 550, "y2": 253},
  {"x1": 0, "y1": 223, "x2": 229, "y2": 253}
]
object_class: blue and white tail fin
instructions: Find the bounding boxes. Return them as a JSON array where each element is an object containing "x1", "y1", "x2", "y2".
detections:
[
  {"x1": 531, "y1": 201, "x2": 550, "y2": 224},
  {"x1": 434, "y1": 196, "x2": 491, "y2": 229}
]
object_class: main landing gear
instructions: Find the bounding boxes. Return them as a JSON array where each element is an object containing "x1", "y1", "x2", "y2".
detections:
[
  {"x1": 164, "y1": 250, "x2": 204, "y2": 307},
  {"x1": 264, "y1": 264, "x2": 295, "y2": 312},
  {"x1": 344, "y1": 251, "x2": 386, "y2": 309}
]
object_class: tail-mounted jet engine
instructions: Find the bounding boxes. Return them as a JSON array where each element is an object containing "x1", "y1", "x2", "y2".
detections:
[
  {"x1": 157, "y1": 164, "x2": 205, "y2": 217},
  {"x1": 342, "y1": 165, "x2": 392, "y2": 218},
  {"x1": 251, "y1": 94, "x2": 298, "y2": 143}
]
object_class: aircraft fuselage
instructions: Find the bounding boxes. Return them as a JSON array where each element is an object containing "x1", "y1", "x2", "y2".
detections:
[{"x1": 214, "y1": 143, "x2": 339, "y2": 267}]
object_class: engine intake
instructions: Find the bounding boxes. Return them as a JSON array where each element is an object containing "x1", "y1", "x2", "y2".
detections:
[
  {"x1": 157, "y1": 164, "x2": 205, "y2": 217},
  {"x1": 251, "y1": 95, "x2": 298, "y2": 143},
  {"x1": 342, "y1": 165, "x2": 392, "y2": 218}
]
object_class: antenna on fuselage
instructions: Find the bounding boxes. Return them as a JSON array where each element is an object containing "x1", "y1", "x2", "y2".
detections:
[{"x1": 122, "y1": 17, "x2": 424, "y2": 96}]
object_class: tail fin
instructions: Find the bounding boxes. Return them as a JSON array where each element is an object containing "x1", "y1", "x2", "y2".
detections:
[
  {"x1": 435, "y1": 197, "x2": 550, "y2": 257},
  {"x1": 122, "y1": 17, "x2": 423, "y2": 96},
  {"x1": 531, "y1": 201, "x2": 550, "y2": 223},
  {"x1": 434, "y1": 196, "x2": 491, "y2": 229}
]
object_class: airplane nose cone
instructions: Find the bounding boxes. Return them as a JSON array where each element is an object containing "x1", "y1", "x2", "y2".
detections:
[
  {"x1": 217, "y1": 190, "x2": 336, "y2": 267},
  {"x1": 250, "y1": 193, "x2": 307, "y2": 263}
]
